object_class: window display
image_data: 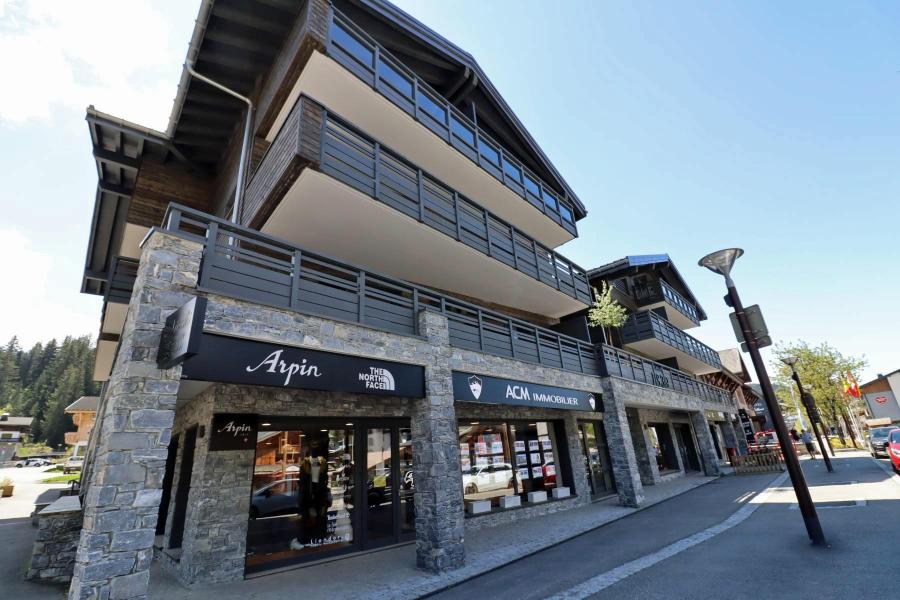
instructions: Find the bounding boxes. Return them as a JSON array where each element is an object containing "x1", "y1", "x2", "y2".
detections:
[{"x1": 458, "y1": 420, "x2": 566, "y2": 511}]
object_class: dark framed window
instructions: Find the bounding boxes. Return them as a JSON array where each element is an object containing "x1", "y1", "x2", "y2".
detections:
[
  {"x1": 502, "y1": 157, "x2": 522, "y2": 182},
  {"x1": 331, "y1": 22, "x2": 373, "y2": 68},
  {"x1": 559, "y1": 204, "x2": 574, "y2": 223},
  {"x1": 379, "y1": 59, "x2": 413, "y2": 97},
  {"x1": 418, "y1": 91, "x2": 447, "y2": 124},
  {"x1": 450, "y1": 115, "x2": 476, "y2": 146},
  {"x1": 458, "y1": 419, "x2": 568, "y2": 512},
  {"x1": 478, "y1": 138, "x2": 501, "y2": 166}
]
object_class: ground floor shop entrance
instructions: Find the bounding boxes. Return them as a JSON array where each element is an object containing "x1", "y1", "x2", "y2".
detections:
[
  {"x1": 245, "y1": 418, "x2": 413, "y2": 574},
  {"x1": 673, "y1": 423, "x2": 701, "y2": 472},
  {"x1": 576, "y1": 420, "x2": 616, "y2": 498}
]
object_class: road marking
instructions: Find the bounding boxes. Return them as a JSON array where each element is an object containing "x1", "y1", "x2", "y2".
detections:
[{"x1": 547, "y1": 471, "x2": 790, "y2": 600}]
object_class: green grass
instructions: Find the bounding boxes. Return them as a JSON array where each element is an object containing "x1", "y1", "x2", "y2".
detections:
[
  {"x1": 40, "y1": 474, "x2": 80, "y2": 484},
  {"x1": 16, "y1": 443, "x2": 53, "y2": 457}
]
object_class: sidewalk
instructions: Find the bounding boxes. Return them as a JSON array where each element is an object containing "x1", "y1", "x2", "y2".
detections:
[{"x1": 149, "y1": 473, "x2": 720, "y2": 600}]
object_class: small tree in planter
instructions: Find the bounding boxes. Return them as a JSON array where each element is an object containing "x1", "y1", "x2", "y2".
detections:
[
  {"x1": 0, "y1": 476, "x2": 13, "y2": 497},
  {"x1": 587, "y1": 281, "x2": 628, "y2": 343}
]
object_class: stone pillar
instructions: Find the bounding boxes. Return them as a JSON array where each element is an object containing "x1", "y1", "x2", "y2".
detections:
[
  {"x1": 625, "y1": 408, "x2": 656, "y2": 485},
  {"x1": 410, "y1": 311, "x2": 465, "y2": 572},
  {"x1": 169, "y1": 392, "x2": 256, "y2": 584},
  {"x1": 69, "y1": 231, "x2": 202, "y2": 600},
  {"x1": 719, "y1": 418, "x2": 738, "y2": 455},
  {"x1": 690, "y1": 412, "x2": 722, "y2": 477},
  {"x1": 562, "y1": 412, "x2": 591, "y2": 499},
  {"x1": 732, "y1": 419, "x2": 750, "y2": 455},
  {"x1": 601, "y1": 393, "x2": 645, "y2": 507},
  {"x1": 668, "y1": 422, "x2": 686, "y2": 473}
]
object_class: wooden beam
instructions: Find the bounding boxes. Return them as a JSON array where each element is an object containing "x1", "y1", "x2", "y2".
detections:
[
  {"x1": 93, "y1": 147, "x2": 141, "y2": 170},
  {"x1": 98, "y1": 181, "x2": 134, "y2": 197},
  {"x1": 198, "y1": 49, "x2": 269, "y2": 73},
  {"x1": 172, "y1": 134, "x2": 226, "y2": 148},
  {"x1": 212, "y1": 4, "x2": 291, "y2": 35},
  {"x1": 204, "y1": 27, "x2": 279, "y2": 56}
]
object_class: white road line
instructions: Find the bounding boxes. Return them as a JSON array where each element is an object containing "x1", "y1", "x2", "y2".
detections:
[{"x1": 547, "y1": 471, "x2": 790, "y2": 600}]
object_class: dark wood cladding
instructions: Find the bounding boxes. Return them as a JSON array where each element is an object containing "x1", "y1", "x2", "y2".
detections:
[
  {"x1": 127, "y1": 161, "x2": 212, "y2": 228},
  {"x1": 254, "y1": 0, "x2": 330, "y2": 139},
  {"x1": 241, "y1": 97, "x2": 324, "y2": 228}
]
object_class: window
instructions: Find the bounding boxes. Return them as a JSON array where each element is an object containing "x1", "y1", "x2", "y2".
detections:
[
  {"x1": 502, "y1": 157, "x2": 521, "y2": 182},
  {"x1": 450, "y1": 116, "x2": 475, "y2": 146},
  {"x1": 379, "y1": 59, "x2": 413, "y2": 98},
  {"x1": 478, "y1": 138, "x2": 500, "y2": 166},
  {"x1": 542, "y1": 190, "x2": 558, "y2": 211},
  {"x1": 559, "y1": 204, "x2": 573, "y2": 223},
  {"x1": 331, "y1": 22, "x2": 373, "y2": 67},
  {"x1": 523, "y1": 175, "x2": 540, "y2": 197},
  {"x1": 458, "y1": 420, "x2": 565, "y2": 511},
  {"x1": 418, "y1": 91, "x2": 447, "y2": 124}
]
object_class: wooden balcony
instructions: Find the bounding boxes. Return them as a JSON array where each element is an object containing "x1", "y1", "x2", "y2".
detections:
[{"x1": 621, "y1": 310, "x2": 722, "y2": 374}]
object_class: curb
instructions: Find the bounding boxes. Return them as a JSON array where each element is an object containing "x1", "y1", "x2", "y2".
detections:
[{"x1": 417, "y1": 471, "x2": 778, "y2": 599}]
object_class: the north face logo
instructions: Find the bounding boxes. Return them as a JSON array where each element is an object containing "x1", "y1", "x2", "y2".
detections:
[
  {"x1": 468, "y1": 375, "x2": 483, "y2": 400},
  {"x1": 588, "y1": 394, "x2": 596, "y2": 410}
]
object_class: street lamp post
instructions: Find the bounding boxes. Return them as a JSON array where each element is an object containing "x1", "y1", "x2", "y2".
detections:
[
  {"x1": 699, "y1": 248, "x2": 826, "y2": 545},
  {"x1": 782, "y1": 357, "x2": 834, "y2": 473}
]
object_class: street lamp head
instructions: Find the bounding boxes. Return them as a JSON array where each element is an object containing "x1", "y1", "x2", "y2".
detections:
[
  {"x1": 698, "y1": 248, "x2": 744, "y2": 281},
  {"x1": 781, "y1": 356, "x2": 798, "y2": 368}
]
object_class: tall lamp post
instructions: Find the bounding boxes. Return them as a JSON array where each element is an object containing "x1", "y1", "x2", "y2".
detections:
[
  {"x1": 782, "y1": 357, "x2": 834, "y2": 473},
  {"x1": 699, "y1": 248, "x2": 826, "y2": 545}
]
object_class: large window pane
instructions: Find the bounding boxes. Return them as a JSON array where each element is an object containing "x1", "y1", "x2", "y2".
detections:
[
  {"x1": 458, "y1": 422, "x2": 516, "y2": 508},
  {"x1": 379, "y1": 59, "x2": 413, "y2": 98},
  {"x1": 331, "y1": 22, "x2": 373, "y2": 67},
  {"x1": 450, "y1": 115, "x2": 475, "y2": 146},
  {"x1": 246, "y1": 427, "x2": 354, "y2": 573},
  {"x1": 418, "y1": 91, "x2": 447, "y2": 124},
  {"x1": 509, "y1": 421, "x2": 561, "y2": 498},
  {"x1": 399, "y1": 427, "x2": 415, "y2": 537}
]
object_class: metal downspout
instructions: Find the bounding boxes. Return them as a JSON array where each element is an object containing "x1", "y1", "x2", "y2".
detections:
[{"x1": 185, "y1": 62, "x2": 254, "y2": 225}]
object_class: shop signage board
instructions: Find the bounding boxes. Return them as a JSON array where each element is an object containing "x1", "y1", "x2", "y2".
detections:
[
  {"x1": 182, "y1": 333, "x2": 425, "y2": 398},
  {"x1": 452, "y1": 371, "x2": 601, "y2": 412},
  {"x1": 738, "y1": 409, "x2": 755, "y2": 443},
  {"x1": 209, "y1": 413, "x2": 258, "y2": 451},
  {"x1": 157, "y1": 296, "x2": 207, "y2": 369}
]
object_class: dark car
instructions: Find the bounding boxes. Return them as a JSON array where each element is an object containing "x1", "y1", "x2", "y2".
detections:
[
  {"x1": 869, "y1": 427, "x2": 895, "y2": 458},
  {"x1": 250, "y1": 478, "x2": 298, "y2": 519}
]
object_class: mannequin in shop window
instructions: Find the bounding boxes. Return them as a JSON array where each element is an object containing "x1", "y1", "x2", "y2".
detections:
[{"x1": 290, "y1": 444, "x2": 332, "y2": 550}]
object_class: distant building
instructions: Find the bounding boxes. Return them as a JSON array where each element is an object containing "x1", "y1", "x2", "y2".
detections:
[
  {"x1": 0, "y1": 413, "x2": 34, "y2": 443},
  {"x1": 64, "y1": 396, "x2": 100, "y2": 456},
  {"x1": 860, "y1": 370, "x2": 900, "y2": 425}
]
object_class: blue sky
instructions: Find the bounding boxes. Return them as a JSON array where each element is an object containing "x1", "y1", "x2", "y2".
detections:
[{"x1": 1, "y1": 0, "x2": 898, "y2": 381}]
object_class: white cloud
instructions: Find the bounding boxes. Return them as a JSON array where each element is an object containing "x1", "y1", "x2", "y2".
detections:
[
  {"x1": 0, "y1": 229, "x2": 99, "y2": 346},
  {"x1": 0, "y1": 0, "x2": 186, "y2": 130}
]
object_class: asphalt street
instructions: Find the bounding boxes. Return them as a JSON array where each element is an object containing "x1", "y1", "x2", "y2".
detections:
[{"x1": 431, "y1": 452, "x2": 900, "y2": 600}]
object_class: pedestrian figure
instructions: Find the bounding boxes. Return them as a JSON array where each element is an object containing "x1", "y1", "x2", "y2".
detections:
[{"x1": 800, "y1": 430, "x2": 816, "y2": 458}]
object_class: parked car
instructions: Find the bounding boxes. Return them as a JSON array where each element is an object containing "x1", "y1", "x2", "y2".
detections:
[
  {"x1": 462, "y1": 463, "x2": 514, "y2": 495},
  {"x1": 15, "y1": 457, "x2": 52, "y2": 468},
  {"x1": 868, "y1": 426, "x2": 896, "y2": 458},
  {"x1": 250, "y1": 478, "x2": 298, "y2": 519},
  {"x1": 887, "y1": 429, "x2": 900, "y2": 473},
  {"x1": 63, "y1": 456, "x2": 84, "y2": 474}
]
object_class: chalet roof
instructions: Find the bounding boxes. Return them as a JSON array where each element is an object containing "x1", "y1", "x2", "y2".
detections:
[
  {"x1": 65, "y1": 396, "x2": 101, "y2": 414},
  {"x1": 860, "y1": 369, "x2": 900, "y2": 391},
  {"x1": 718, "y1": 348, "x2": 751, "y2": 383},
  {"x1": 0, "y1": 416, "x2": 34, "y2": 427},
  {"x1": 164, "y1": 0, "x2": 585, "y2": 217},
  {"x1": 587, "y1": 254, "x2": 707, "y2": 320}
]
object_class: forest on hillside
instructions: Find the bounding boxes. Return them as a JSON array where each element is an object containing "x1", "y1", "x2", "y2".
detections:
[{"x1": 0, "y1": 335, "x2": 98, "y2": 448}]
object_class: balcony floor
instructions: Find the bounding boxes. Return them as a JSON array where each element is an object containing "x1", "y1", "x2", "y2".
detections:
[
  {"x1": 265, "y1": 51, "x2": 573, "y2": 249},
  {"x1": 260, "y1": 169, "x2": 587, "y2": 319}
]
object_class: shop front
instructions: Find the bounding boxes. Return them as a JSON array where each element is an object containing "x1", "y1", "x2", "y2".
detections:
[
  {"x1": 158, "y1": 322, "x2": 428, "y2": 579},
  {"x1": 451, "y1": 371, "x2": 605, "y2": 516}
]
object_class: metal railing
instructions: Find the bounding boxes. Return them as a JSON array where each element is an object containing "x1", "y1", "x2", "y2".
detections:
[
  {"x1": 621, "y1": 310, "x2": 722, "y2": 369},
  {"x1": 163, "y1": 204, "x2": 600, "y2": 376},
  {"x1": 327, "y1": 10, "x2": 578, "y2": 236},
  {"x1": 600, "y1": 345, "x2": 731, "y2": 405},
  {"x1": 319, "y1": 113, "x2": 592, "y2": 305},
  {"x1": 632, "y1": 279, "x2": 700, "y2": 325}
]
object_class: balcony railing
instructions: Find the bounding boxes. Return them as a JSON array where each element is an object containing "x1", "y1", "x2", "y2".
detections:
[
  {"x1": 163, "y1": 205, "x2": 600, "y2": 376},
  {"x1": 632, "y1": 279, "x2": 700, "y2": 325},
  {"x1": 600, "y1": 345, "x2": 731, "y2": 405},
  {"x1": 621, "y1": 311, "x2": 722, "y2": 370},
  {"x1": 320, "y1": 113, "x2": 592, "y2": 305},
  {"x1": 328, "y1": 10, "x2": 578, "y2": 236}
]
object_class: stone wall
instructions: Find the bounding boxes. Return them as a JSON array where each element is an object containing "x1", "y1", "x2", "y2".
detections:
[{"x1": 27, "y1": 496, "x2": 83, "y2": 583}]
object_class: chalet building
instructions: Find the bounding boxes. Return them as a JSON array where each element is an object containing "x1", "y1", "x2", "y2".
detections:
[
  {"x1": 0, "y1": 414, "x2": 33, "y2": 462},
  {"x1": 584, "y1": 255, "x2": 741, "y2": 485},
  {"x1": 64, "y1": 396, "x2": 100, "y2": 456},
  {"x1": 860, "y1": 369, "x2": 900, "y2": 425},
  {"x1": 67, "y1": 1, "x2": 737, "y2": 597}
]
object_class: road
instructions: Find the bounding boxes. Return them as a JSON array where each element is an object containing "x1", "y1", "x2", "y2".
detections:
[
  {"x1": 0, "y1": 464, "x2": 69, "y2": 520},
  {"x1": 430, "y1": 452, "x2": 900, "y2": 600}
]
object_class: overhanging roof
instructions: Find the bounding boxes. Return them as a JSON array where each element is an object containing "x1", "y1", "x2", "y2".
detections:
[
  {"x1": 65, "y1": 396, "x2": 101, "y2": 413},
  {"x1": 587, "y1": 254, "x2": 707, "y2": 320}
]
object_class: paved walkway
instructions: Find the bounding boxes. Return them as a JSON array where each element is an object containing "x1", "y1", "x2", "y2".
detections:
[
  {"x1": 148, "y1": 473, "x2": 719, "y2": 600},
  {"x1": 0, "y1": 465, "x2": 68, "y2": 520}
]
